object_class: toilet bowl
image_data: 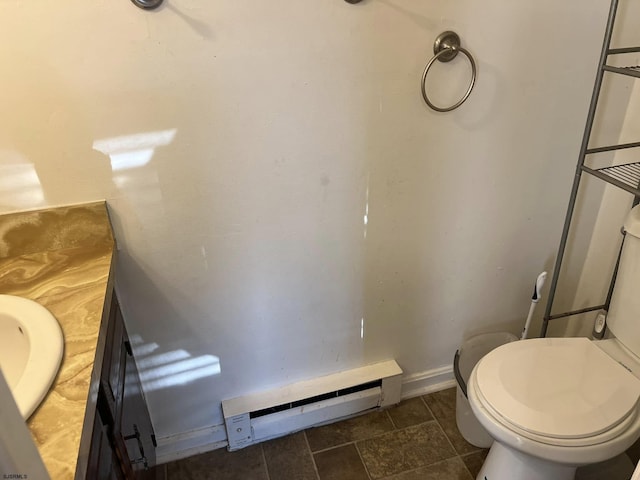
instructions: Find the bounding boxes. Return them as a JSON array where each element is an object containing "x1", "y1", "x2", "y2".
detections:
[
  {"x1": 468, "y1": 337, "x2": 640, "y2": 480},
  {"x1": 466, "y1": 205, "x2": 640, "y2": 480}
]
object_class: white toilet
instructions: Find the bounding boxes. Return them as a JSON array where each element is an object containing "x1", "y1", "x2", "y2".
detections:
[{"x1": 467, "y1": 205, "x2": 640, "y2": 480}]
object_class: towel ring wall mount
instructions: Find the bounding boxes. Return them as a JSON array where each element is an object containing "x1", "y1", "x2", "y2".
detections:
[
  {"x1": 421, "y1": 31, "x2": 477, "y2": 112},
  {"x1": 131, "y1": 0, "x2": 163, "y2": 9}
]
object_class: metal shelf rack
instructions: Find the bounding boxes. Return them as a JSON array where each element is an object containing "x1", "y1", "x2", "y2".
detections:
[{"x1": 541, "y1": 0, "x2": 640, "y2": 336}]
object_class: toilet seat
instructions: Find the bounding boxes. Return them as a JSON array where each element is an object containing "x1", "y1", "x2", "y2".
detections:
[{"x1": 474, "y1": 337, "x2": 640, "y2": 447}]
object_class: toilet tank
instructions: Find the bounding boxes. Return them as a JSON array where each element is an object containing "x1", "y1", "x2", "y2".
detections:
[{"x1": 607, "y1": 205, "x2": 640, "y2": 356}]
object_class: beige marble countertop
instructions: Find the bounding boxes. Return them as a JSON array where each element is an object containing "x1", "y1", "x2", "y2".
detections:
[{"x1": 0, "y1": 202, "x2": 115, "y2": 479}]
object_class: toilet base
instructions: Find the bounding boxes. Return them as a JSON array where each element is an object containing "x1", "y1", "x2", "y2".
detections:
[{"x1": 478, "y1": 441, "x2": 577, "y2": 480}]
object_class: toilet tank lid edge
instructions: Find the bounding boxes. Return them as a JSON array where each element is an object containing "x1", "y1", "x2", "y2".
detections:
[{"x1": 624, "y1": 205, "x2": 640, "y2": 238}]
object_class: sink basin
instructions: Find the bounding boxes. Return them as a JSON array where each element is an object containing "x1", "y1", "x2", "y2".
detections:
[{"x1": 0, "y1": 294, "x2": 64, "y2": 418}]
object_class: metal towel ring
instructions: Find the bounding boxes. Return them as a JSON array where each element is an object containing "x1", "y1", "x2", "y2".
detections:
[
  {"x1": 131, "y1": 0, "x2": 163, "y2": 9},
  {"x1": 421, "y1": 31, "x2": 477, "y2": 112}
]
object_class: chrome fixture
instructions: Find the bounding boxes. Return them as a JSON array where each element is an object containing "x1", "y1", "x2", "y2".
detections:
[
  {"x1": 421, "y1": 31, "x2": 477, "y2": 112},
  {"x1": 131, "y1": 0, "x2": 163, "y2": 9}
]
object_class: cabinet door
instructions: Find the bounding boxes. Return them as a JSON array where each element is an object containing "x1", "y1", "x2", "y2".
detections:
[
  {"x1": 87, "y1": 402, "x2": 124, "y2": 480},
  {"x1": 91, "y1": 291, "x2": 159, "y2": 479},
  {"x1": 121, "y1": 331, "x2": 157, "y2": 479},
  {"x1": 101, "y1": 295, "x2": 126, "y2": 425},
  {"x1": 96, "y1": 295, "x2": 134, "y2": 479}
]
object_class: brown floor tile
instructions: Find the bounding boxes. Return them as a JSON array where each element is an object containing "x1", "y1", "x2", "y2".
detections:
[
  {"x1": 314, "y1": 444, "x2": 369, "y2": 480},
  {"x1": 306, "y1": 410, "x2": 395, "y2": 452},
  {"x1": 437, "y1": 415, "x2": 481, "y2": 455},
  {"x1": 460, "y1": 449, "x2": 489, "y2": 478},
  {"x1": 380, "y1": 457, "x2": 473, "y2": 480},
  {"x1": 422, "y1": 388, "x2": 456, "y2": 420},
  {"x1": 387, "y1": 397, "x2": 433, "y2": 429},
  {"x1": 357, "y1": 421, "x2": 456, "y2": 479},
  {"x1": 163, "y1": 385, "x2": 634, "y2": 480},
  {"x1": 166, "y1": 444, "x2": 268, "y2": 480},
  {"x1": 263, "y1": 432, "x2": 318, "y2": 480},
  {"x1": 153, "y1": 464, "x2": 168, "y2": 480},
  {"x1": 626, "y1": 436, "x2": 640, "y2": 464}
]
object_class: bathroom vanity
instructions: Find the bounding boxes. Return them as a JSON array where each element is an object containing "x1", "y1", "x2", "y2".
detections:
[
  {"x1": 0, "y1": 202, "x2": 160, "y2": 480},
  {"x1": 87, "y1": 292, "x2": 157, "y2": 479}
]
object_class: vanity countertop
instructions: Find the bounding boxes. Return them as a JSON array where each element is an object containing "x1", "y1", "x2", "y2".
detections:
[{"x1": 0, "y1": 202, "x2": 115, "y2": 479}]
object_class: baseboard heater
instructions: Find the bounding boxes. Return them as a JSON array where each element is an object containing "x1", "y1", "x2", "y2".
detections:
[{"x1": 222, "y1": 360, "x2": 402, "y2": 450}]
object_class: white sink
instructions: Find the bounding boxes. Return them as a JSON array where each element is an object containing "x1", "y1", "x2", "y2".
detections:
[{"x1": 0, "y1": 294, "x2": 64, "y2": 418}]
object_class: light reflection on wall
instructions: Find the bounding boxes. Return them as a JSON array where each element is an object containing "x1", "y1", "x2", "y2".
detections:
[
  {"x1": 363, "y1": 173, "x2": 370, "y2": 239},
  {"x1": 127, "y1": 334, "x2": 221, "y2": 393},
  {"x1": 94, "y1": 129, "x2": 177, "y2": 232},
  {"x1": 92, "y1": 129, "x2": 177, "y2": 172},
  {"x1": 0, "y1": 150, "x2": 44, "y2": 209}
]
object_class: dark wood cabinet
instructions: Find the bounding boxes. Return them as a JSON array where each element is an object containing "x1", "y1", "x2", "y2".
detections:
[
  {"x1": 122, "y1": 337, "x2": 158, "y2": 480},
  {"x1": 86, "y1": 293, "x2": 160, "y2": 480},
  {"x1": 87, "y1": 405, "x2": 123, "y2": 480}
]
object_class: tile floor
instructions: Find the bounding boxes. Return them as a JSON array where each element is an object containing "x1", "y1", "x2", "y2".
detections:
[
  {"x1": 161, "y1": 387, "x2": 637, "y2": 480},
  {"x1": 164, "y1": 388, "x2": 485, "y2": 480}
]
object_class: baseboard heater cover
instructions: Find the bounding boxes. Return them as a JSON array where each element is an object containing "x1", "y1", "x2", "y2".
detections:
[{"x1": 222, "y1": 360, "x2": 402, "y2": 450}]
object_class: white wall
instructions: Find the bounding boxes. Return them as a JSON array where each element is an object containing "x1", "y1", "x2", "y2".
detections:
[
  {"x1": 0, "y1": 0, "x2": 616, "y2": 443},
  {"x1": 551, "y1": 73, "x2": 640, "y2": 338},
  {"x1": 546, "y1": 0, "x2": 640, "y2": 337}
]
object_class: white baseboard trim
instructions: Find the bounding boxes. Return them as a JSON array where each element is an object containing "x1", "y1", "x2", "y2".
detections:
[
  {"x1": 155, "y1": 364, "x2": 455, "y2": 464},
  {"x1": 155, "y1": 424, "x2": 228, "y2": 465},
  {"x1": 400, "y1": 364, "x2": 456, "y2": 400}
]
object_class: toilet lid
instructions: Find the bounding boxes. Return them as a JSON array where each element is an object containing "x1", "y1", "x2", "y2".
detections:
[{"x1": 475, "y1": 337, "x2": 640, "y2": 439}]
